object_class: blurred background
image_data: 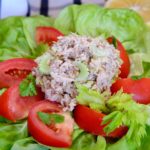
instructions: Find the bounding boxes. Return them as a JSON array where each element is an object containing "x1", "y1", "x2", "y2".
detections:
[
  {"x1": 0, "y1": 0, "x2": 105, "y2": 18},
  {"x1": 0, "y1": 0, "x2": 149, "y2": 23}
]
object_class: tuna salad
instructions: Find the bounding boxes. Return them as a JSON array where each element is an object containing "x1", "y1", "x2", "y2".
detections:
[{"x1": 33, "y1": 33, "x2": 122, "y2": 111}]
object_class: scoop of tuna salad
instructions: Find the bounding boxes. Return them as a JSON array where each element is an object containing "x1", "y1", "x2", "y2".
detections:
[{"x1": 33, "y1": 33, "x2": 122, "y2": 111}]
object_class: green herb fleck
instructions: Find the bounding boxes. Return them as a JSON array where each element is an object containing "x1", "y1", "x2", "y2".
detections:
[
  {"x1": 37, "y1": 112, "x2": 64, "y2": 125},
  {"x1": 19, "y1": 74, "x2": 37, "y2": 97}
]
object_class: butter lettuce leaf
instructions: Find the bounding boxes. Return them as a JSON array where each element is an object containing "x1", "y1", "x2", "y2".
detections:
[
  {"x1": 54, "y1": 4, "x2": 101, "y2": 35},
  {"x1": 0, "y1": 16, "x2": 53, "y2": 61},
  {"x1": 22, "y1": 15, "x2": 54, "y2": 52},
  {"x1": 107, "y1": 137, "x2": 137, "y2": 150},
  {"x1": 55, "y1": 4, "x2": 150, "y2": 79},
  {"x1": 11, "y1": 137, "x2": 48, "y2": 150},
  {"x1": 49, "y1": 124, "x2": 106, "y2": 150},
  {"x1": 54, "y1": 5, "x2": 149, "y2": 55},
  {"x1": 0, "y1": 122, "x2": 28, "y2": 150}
]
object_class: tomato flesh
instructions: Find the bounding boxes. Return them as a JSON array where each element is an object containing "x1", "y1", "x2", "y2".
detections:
[
  {"x1": 111, "y1": 78, "x2": 150, "y2": 104},
  {"x1": 107, "y1": 37, "x2": 130, "y2": 78},
  {"x1": 28, "y1": 101, "x2": 74, "y2": 147},
  {"x1": 0, "y1": 58, "x2": 37, "y2": 88},
  {"x1": 35, "y1": 27, "x2": 64, "y2": 46},
  {"x1": 0, "y1": 84, "x2": 44, "y2": 121},
  {"x1": 74, "y1": 104, "x2": 127, "y2": 138}
]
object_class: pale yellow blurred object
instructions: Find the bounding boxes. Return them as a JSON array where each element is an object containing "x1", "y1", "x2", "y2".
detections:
[
  {"x1": 105, "y1": 0, "x2": 150, "y2": 22},
  {"x1": 147, "y1": 22, "x2": 150, "y2": 27}
]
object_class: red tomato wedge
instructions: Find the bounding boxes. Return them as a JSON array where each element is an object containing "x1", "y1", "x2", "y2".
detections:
[
  {"x1": 111, "y1": 78, "x2": 150, "y2": 104},
  {"x1": 107, "y1": 37, "x2": 130, "y2": 78},
  {"x1": 74, "y1": 104, "x2": 127, "y2": 138},
  {"x1": 28, "y1": 101, "x2": 74, "y2": 148},
  {"x1": 0, "y1": 84, "x2": 44, "y2": 121},
  {"x1": 35, "y1": 27, "x2": 64, "y2": 46},
  {"x1": 0, "y1": 58, "x2": 37, "y2": 88}
]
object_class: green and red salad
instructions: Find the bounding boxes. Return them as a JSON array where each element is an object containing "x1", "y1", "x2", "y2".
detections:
[{"x1": 0, "y1": 4, "x2": 150, "y2": 150}]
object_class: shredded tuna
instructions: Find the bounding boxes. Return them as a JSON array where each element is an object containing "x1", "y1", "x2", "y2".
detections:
[{"x1": 33, "y1": 33, "x2": 122, "y2": 111}]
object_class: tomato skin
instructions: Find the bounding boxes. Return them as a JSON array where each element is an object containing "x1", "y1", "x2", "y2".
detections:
[
  {"x1": 0, "y1": 58, "x2": 37, "y2": 88},
  {"x1": 36, "y1": 27, "x2": 64, "y2": 46},
  {"x1": 0, "y1": 84, "x2": 44, "y2": 121},
  {"x1": 111, "y1": 78, "x2": 150, "y2": 104},
  {"x1": 28, "y1": 101, "x2": 74, "y2": 148},
  {"x1": 107, "y1": 37, "x2": 130, "y2": 78},
  {"x1": 74, "y1": 104, "x2": 127, "y2": 138}
]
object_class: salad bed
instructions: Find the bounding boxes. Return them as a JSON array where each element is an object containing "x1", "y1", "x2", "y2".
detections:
[{"x1": 0, "y1": 4, "x2": 150, "y2": 150}]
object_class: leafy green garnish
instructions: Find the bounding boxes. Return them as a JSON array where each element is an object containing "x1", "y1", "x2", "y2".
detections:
[
  {"x1": 37, "y1": 112, "x2": 64, "y2": 125},
  {"x1": 102, "y1": 90, "x2": 149, "y2": 145},
  {"x1": 76, "y1": 84, "x2": 109, "y2": 112},
  {"x1": 76, "y1": 84, "x2": 150, "y2": 146},
  {"x1": 19, "y1": 74, "x2": 37, "y2": 97}
]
